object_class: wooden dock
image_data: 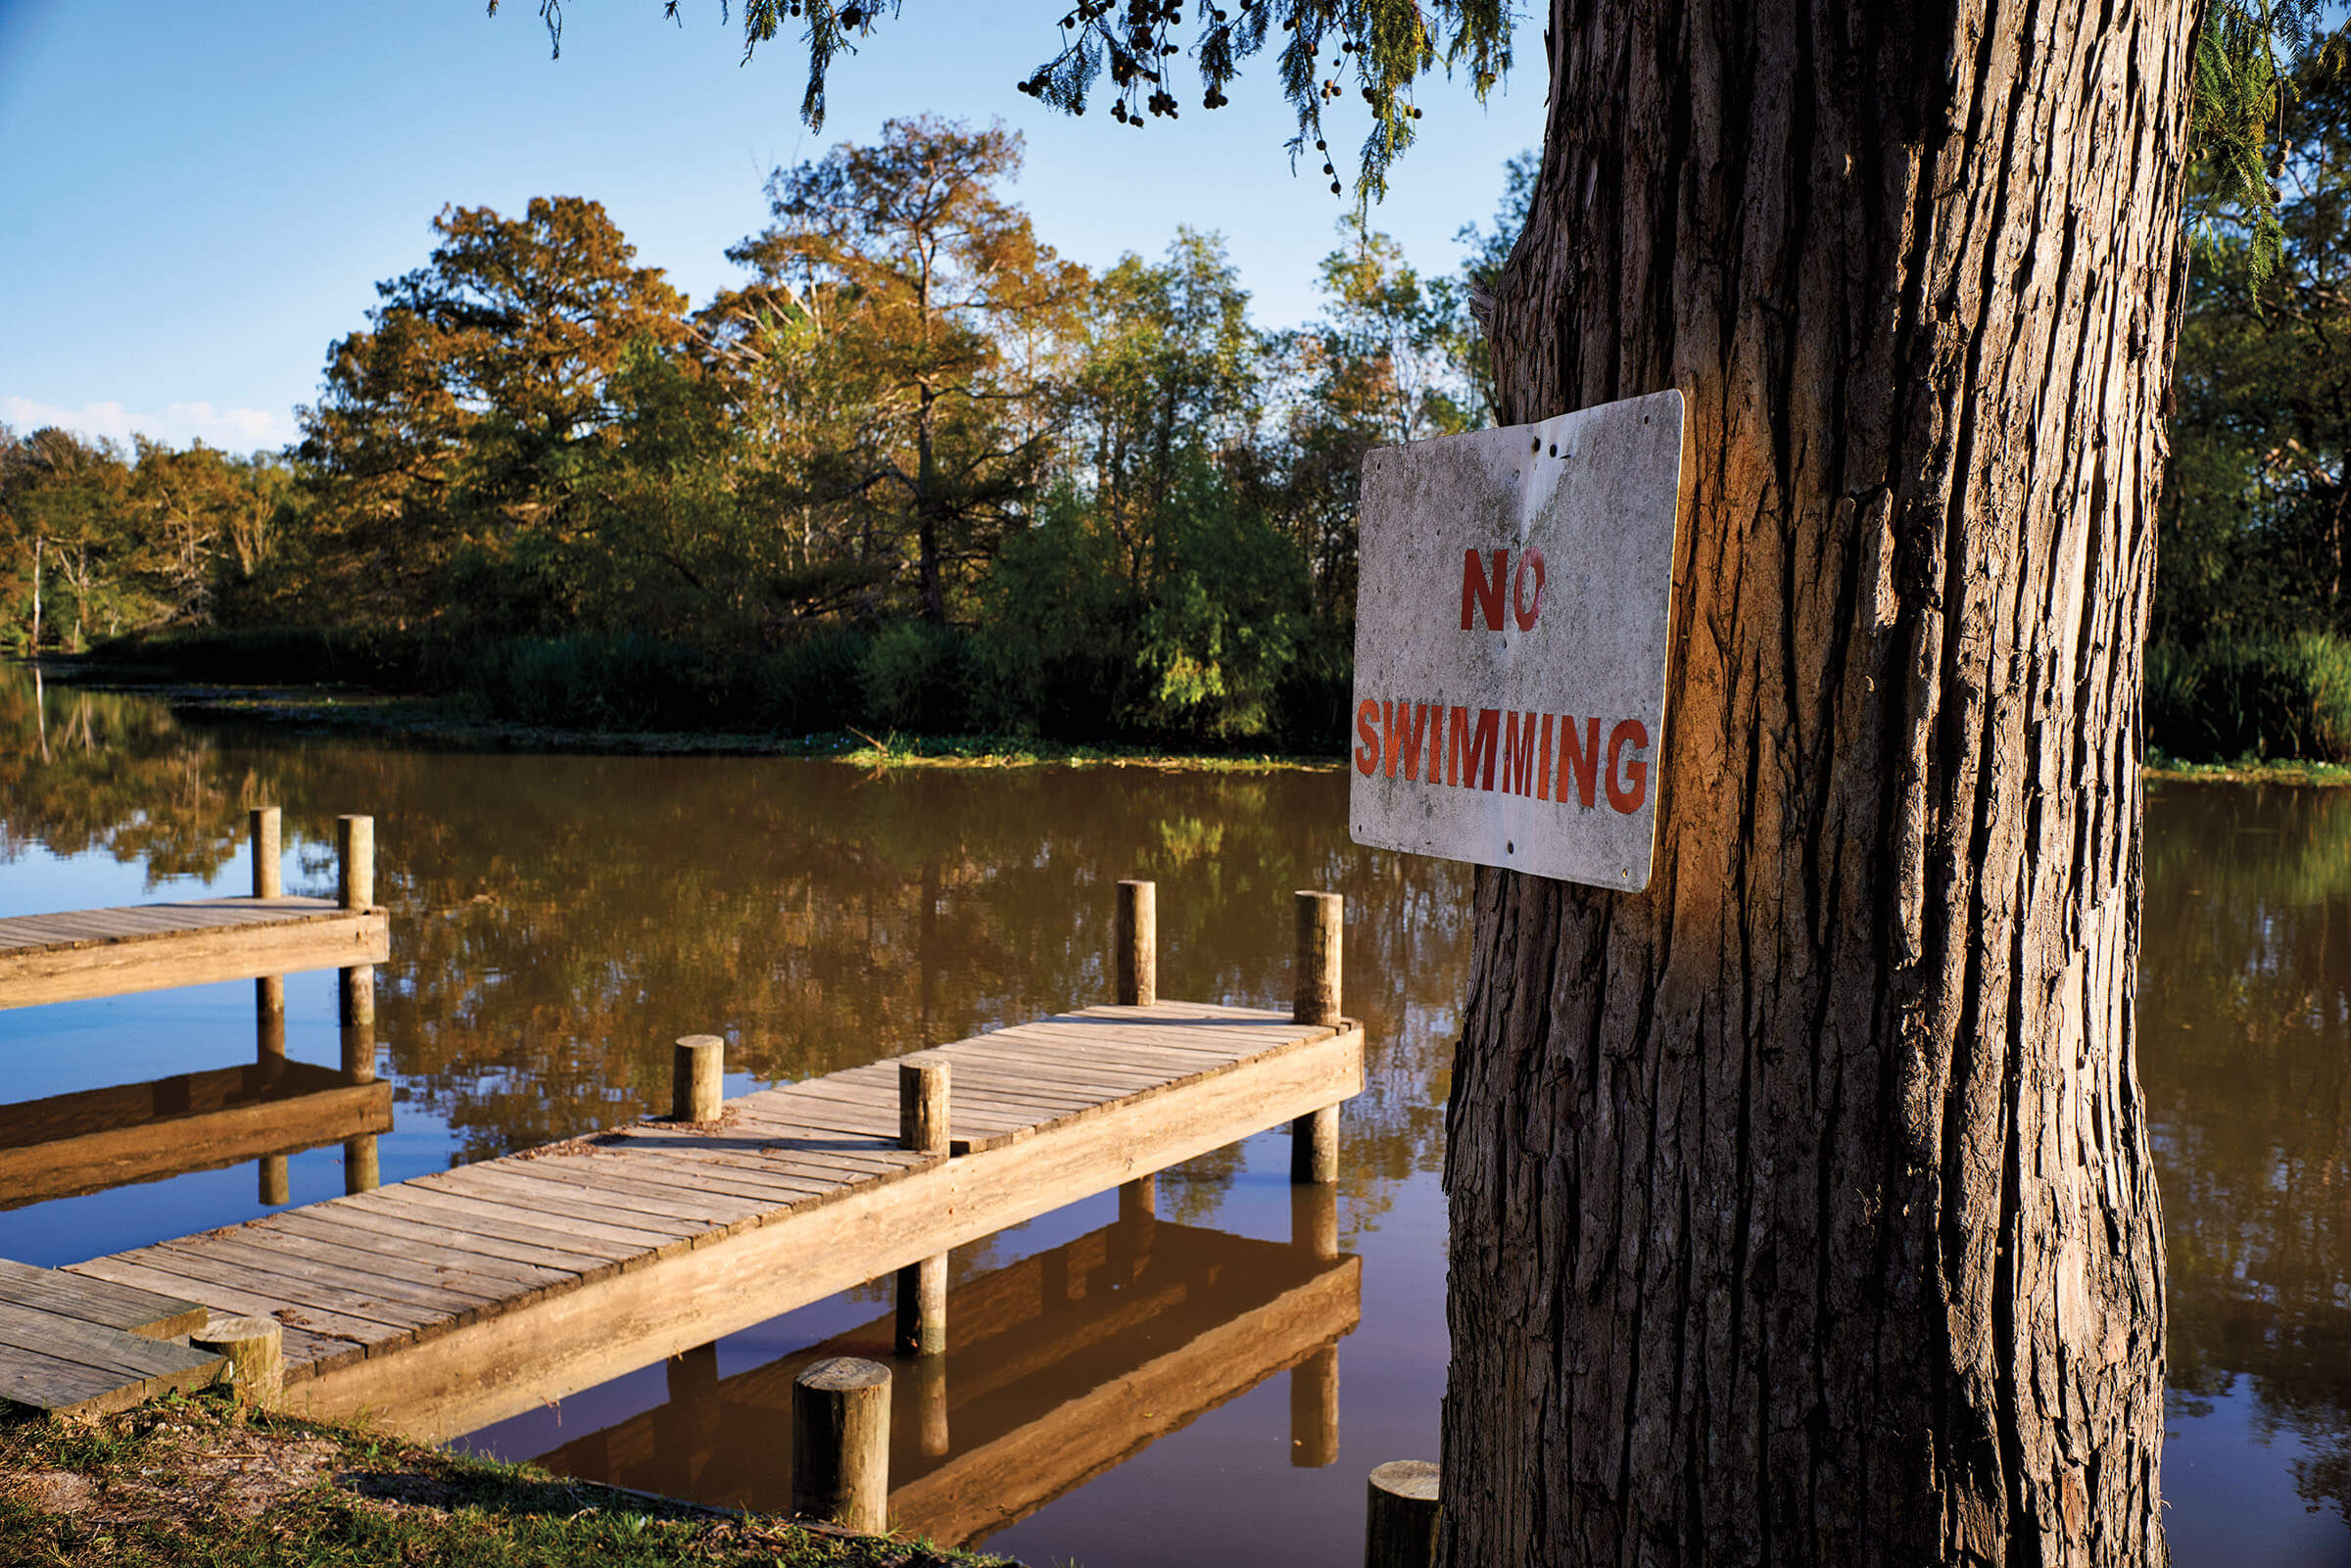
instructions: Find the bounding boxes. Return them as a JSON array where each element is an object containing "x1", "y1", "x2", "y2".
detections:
[
  {"x1": 0, "y1": 807, "x2": 390, "y2": 1412},
  {"x1": 69, "y1": 996, "x2": 1362, "y2": 1443},
  {"x1": 538, "y1": 1205, "x2": 1360, "y2": 1544},
  {"x1": 0, "y1": 1259, "x2": 226, "y2": 1417},
  {"x1": 0, "y1": 896, "x2": 387, "y2": 1010}
]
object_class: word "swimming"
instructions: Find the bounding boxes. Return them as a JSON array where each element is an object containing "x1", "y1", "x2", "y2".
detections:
[{"x1": 1352, "y1": 701, "x2": 1651, "y2": 814}]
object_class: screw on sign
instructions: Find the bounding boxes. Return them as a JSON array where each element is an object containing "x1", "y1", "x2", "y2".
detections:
[{"x1": 1349, "y1": 390, "x2": 1685, "y2": 890}]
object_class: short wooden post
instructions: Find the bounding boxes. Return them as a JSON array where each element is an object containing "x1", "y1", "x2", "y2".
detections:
[
  {"x1": 792, "y1": 1356, "x2": 891, "y2": 1535},
  {"x1": 1292, "y1": 889, "x2": 1344, "y2": 1185},
  {"x1": 1115, "y1": 879, "x2": 1156, "y2": 1007},
  {"x1": 338, "y1": 815, "x2": 376, "y2": 1027},
  {"x1": 258, "y1": 1154, "x2": 289, "y2": 1208},
  {"x1": 673, "y1": 1034, "x2": 724, "y2": 1122},
  {"x1": 344, "y1": 1134, "x2": 380, "y2": 1195},
  {"x1": 250, "y1": 807, "x2": 281, "y2": 899},
  {"x1": 337, "y1": 814, "x2": 374, "y2": 909},
  {"x1": 1366, "y1": 1459, "x2": 1441, "y2": 1568},
  {"x1": 1291, "y1": 1343, "x2": 1339, "y2": 1467},
  {"x1": 193, "y1": 1314, "x2": 283, "y2": 1409},
  {"x1": 897, "y1": 1057, "x2": 950, "y2": 1357},
  {"x1": 899, "y1": 1057, "x2": 949, "y2": 1155},
  {"x1": 1293, "y1": 1181, "x2": 1339, "y2": 1262}
]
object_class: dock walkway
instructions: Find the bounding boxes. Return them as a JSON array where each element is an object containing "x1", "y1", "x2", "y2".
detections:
[
  {"x1": 68, "y1": 994, "x2": 1364, "y2": 1443},
  {"x1": 0, "y1": 1259, "x2": 224, "y2": 1416},
  {"x1": 0, "y1": 896, "x2": 388, "y2": 1010}
]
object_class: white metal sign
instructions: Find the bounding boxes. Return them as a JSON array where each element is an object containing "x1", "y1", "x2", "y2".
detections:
[{"x1": 1348, "y1": 390, "x2": 1685, "y2": 890}]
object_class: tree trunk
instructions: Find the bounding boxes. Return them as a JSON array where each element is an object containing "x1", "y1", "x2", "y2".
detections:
[{"x1": 1444, "y1": 2, "x2": 2187, "y2": 1562}]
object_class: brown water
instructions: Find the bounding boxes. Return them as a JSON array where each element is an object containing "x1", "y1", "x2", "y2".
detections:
[{"x1": 0, "y1": 668, "x2": 2346, "y2": 1564}]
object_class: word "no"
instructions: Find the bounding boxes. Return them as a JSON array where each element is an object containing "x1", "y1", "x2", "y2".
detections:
[{"x1": 1460, "y1": 547, "x2": 1545, "y2": 632}]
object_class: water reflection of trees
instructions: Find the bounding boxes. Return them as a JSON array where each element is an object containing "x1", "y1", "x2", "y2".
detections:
[
  {"x1": 2141, "y1": 783, "x2": 2351, "y2": 1519},
  {"x1": 2, "y1": 668, "x2": 1468, "y2": 1244}
]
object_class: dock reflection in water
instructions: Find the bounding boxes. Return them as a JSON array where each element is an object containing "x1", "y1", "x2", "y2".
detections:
[{"x1": 528, "y1": 1190, "x2": 1358, "y2": 1547}]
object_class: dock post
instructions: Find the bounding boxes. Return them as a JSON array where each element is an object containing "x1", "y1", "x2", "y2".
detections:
[
  {"x1": 1293, "y1": 1181, "x2": 1339, "y2": 1262},
  {"x1": 258, "y1": 1155, "x2": 290, "y2": 1207},
  {"x1": 673, "y1": 1035, "x2": 725, "y2": 1122},
  {"x1": 344, "y1": 1134, "x2": 380, "y2": 1195},
  {"x1": 252, "y1": 807, "x2": 286, "y2": 1072},
  {"x1": 1365, "y1": 1459, "x2": 1440, "y2": 1568},
  {"x1": 1120, "y1": 1170, "x2": 1158, "y2": 1227},
  {"x1": 337, "y1": 815, "x2": 375, "y2": 1028},
  {"x1": 1115, "y1": 878, "x2": 1157, "y2": 1007},
  {"x1": 192, "y1": 1314, "x2": 284, "y2": 1409},
  {"x1": 912, "y1": 1342, "x2": 950, "y2": 1458},
  {"x1": 792, "y1": 1356, "x2": 891, "y2": 1535},
  {"x1": 1291, "y1": 1344, "x2": 1339, "y2": 1468},
  {"x1": 896, "y1": 1058, "x2": 950, "y2": 1357},
  {"x1": 1291, "y1": 889, "x2": 1343, "y2": 1185},
  {"x1": 251, "y1": 807, "x2": 282, "y2": 899}
]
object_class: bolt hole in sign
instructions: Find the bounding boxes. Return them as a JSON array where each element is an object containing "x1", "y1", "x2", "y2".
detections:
[{"x1": 1350, "y1": 390, "x2": 1686, "y2": 890}]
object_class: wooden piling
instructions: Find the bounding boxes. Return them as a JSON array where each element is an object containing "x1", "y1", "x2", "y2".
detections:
[
  {"x1": 338, "y1": 815, "x2": 376, "y2": 1027},
  {"x1": 192, "y1": 1314, "x2": 283, "y2": 1409},
  {"x1": 1365, "y1": 1459, "x2": 1440, "y2": 1568},
  {"x1": 250, "y1": 807, "x2": 281, "y2": 899},
  {"x1": 1120, "y1": 1171, "x2": 1158, "y2": 1227},
  {"x1": 344, "y1": 1134, "x2": 380, "y2": 1195},
  {"x1": 1293, "y1": 1181, "x2": 1339, "y2": 1262},
  {"x1": 1292, "y1": 890, "x2": 1343, "y2": 1184},
  {"x1": 340, "y1": 1020, "x2": 377, "y2": 1084},
  {"x1": 897, "y1": 1057, "x2": 951, "y2": 1357},
  {"x1": 337, "y1": 816, "x2": 373, "y2": 910},
  {"x1": 792, "y1": 1356, "x2": 891, "y2": 1535},
  {"x1": 899, "y1": 1057, "x2": 949, "y2": 1155},
  {"x1": 673, "y1": 1035, "x2": 724, "y2": 1123},
  {"x1": 258, "y1": 1155, "x2": 289, "y2": 1208},
  {"x1": 253, "y1": 807, "x2": 286, "y2": 1060},
  {"x1": 1115, "y1": 879, "x2": 1156, "y2": 1007},
  {"x1": 896, "y1": 1253, "x2": 947, "y2": 1357},
  {"x1": 1290, "y1": 1343, "x2": 1338, "y2": 1468},
  {"x1": 912, "y1": 1343, "x2": 949, "y2": 1459}
]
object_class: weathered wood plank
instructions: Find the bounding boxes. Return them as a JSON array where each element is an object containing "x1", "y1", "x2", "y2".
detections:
[
  {"x1": 0, "y1": 1301, "x2": 221, "y2": 1384},
  {"x1": 139, "y1": 1240, "x2": 454, "y2": 1335},
  {"x1": 268, "y1": 1211, "x2": 587, "y2": 1293},
  {"x1": 292, "y1": 1200, "x2": 607, "y2": 1281},
  {"x1": 383, "y1": 1181, "x2": 692, "y2": 1256},
  {"x1": 0, "y1": 902, "x2": 390, "y2": 1009},
  {"x1": 0, "y1": 1258, "x2": 204, "y2": 1339},
  {"x1": 421, "y1": 1166, "x2": 730, "y2": 1237},
  {"x1": 64, "y1": 1256, "x2": 380, "y2": 1373}
]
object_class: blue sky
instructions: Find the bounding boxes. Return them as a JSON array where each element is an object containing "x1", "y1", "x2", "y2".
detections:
[{"x1": 0, "y1": 1, "x2": 1544, "y2": 456}]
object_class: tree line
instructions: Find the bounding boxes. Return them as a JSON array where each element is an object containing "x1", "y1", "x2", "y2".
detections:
[
  {"x1": 6, "y1": 102, "x2": 2350, "y2": 759},
  {"x1": 0, "y1": 118, "x2": 1521, "y2": 751}
]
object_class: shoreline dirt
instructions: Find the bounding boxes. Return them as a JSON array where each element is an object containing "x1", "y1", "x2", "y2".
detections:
[{"x1": 0, "y1": 1391, "x2": 1009, "y2": 1567}]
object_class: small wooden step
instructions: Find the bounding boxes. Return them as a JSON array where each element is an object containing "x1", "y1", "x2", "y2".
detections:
[{"x1": 0, "y1": 1259, "x2": 223, "y2": 1416}]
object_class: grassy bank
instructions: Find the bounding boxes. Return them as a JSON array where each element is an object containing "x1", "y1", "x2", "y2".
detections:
[{"x1": 0, "y1": 1391, "x2": 1009, "y2": 1568}]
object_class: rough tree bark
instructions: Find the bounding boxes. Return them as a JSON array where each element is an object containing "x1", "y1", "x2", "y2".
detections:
[{"x1": 1444, "y1": 2, "x2": 2188, "y2": 1562}]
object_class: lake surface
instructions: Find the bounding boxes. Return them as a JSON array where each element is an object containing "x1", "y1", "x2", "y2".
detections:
[{"x1": 1, "y1": 667, "x2": 2347, "y2": 1565}]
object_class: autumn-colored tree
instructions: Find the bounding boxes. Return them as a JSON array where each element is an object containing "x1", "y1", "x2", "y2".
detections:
[
  {"x1": 297, "y1": 196, "x2": 691, "y2": 627},
  {"x1": 721, "y1": 118, "x2": 1087, "y2": 624}
]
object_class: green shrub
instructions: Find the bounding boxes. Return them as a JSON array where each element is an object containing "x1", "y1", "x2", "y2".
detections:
[
  {"x1": 2146, "y1": 631, "x2": 2351, "y2": 762},
  {"x1": 855, "y1": 621, "x2": 977, "y2": 734}
]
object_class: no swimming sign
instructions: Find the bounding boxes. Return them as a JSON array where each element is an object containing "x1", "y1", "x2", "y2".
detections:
[{"x1": 1349, "y1": 390, "x2": 1686, "y2": 890}]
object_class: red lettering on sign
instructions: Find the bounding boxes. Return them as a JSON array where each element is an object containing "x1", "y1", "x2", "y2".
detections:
[
  {"x1": 1536, "y1": 713, "x2": 1555, "y2": 800},
  {"x1": 1353, "y1": 698, "x2": 1380, "y2": 776},
  {"x1": 1607, "y1": 719, "x2": 1651, "y2": 813},
  {"x1": 1512, "y1": 547, "x2": 1545, "y2": 630},
  {"x1": 1557, "y1": 715, "x2": 1601, "y2": 809},
  {"x1": 1460, "y1": 549, "x2": 1508, "y2": 631},
  {"x1": 1500, "y1": 710, "x2": 1540, "y2": 796},
  {"x1": 1385, "y1": 700, "x2": 1428, "y2": 781},
  {"x1": 1448, "y1": 707, "x2": 1500, "y2": 790}
]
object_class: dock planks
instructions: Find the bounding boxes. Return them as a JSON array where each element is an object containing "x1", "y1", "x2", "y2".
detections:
[
  {"x1": 0, "y1": 896, "x2": 389, "y2": 1009},
  {"x1": 68, "y1": 1000, "x2": 1364, "y2": 1441},
  {"x1": 0, "y1": 1259, "x2": 225, "y2": 1417}
]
